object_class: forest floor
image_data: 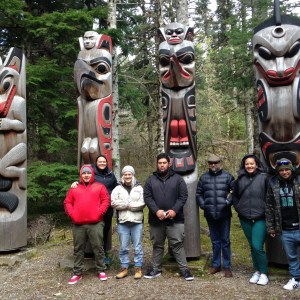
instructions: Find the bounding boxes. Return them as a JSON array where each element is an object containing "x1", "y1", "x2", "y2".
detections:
[{"x1": 1, "y1": 222, "x2": 300, "y2": 300}]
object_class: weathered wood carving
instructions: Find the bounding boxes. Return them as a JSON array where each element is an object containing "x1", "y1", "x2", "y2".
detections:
[
  {"x1": 0, "y1": 47, "x2": 27, "y2": 250},
  {"x1": 253, "y1": 2, "x2": 300, "y2": 172},
  {"x1": 158, "y1": 23, "x2": 196, "y2": 173},
  {"x1": 253, "y1": 0, "x2": 300, "y2": 264},
  {"x1": 74, "y1": 31, "x2": 113, "y2": 169},
  {"x1": 158, "y1": 23, "x2": 200, "y2": 258}
]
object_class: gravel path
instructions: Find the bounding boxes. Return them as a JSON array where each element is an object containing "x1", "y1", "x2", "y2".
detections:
[{"x1": 1, "y1": 230, "x2": 300, "y2": 300}]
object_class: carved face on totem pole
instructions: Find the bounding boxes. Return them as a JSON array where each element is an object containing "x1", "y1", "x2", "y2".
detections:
[
  {"x1": 83, "y1": 31, "x2": 98, "y2": 49},
  {"x1": 253, "y1": 14, "x2": 300, "y2": 171},
  {"x1": 158, "y1": 23, "x2": 196, "y2": 173},
  {"x1": 74, "y1": 31, "x2": 113, "y2": 169},
  {"x1": 0, "y1": 47, "x2": 27, "y2": 250}
]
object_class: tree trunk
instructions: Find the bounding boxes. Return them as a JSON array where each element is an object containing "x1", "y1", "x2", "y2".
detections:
[
  {"x1": 155, "y1": 0, "x2": 165, "y2": 156},
  {"x1": 244, "y1": 89, "x2": 254, "y2": 153},
  {"x1": 176, "y1": 0, "x2": 188, "y2": 24},
  {"x1": 108, "y1": 0, "x2": 120, "y2": 179}
]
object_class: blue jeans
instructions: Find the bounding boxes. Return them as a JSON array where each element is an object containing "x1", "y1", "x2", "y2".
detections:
[
  {"x1": 281, "y1": 230, "x2": 300, "y2": 279},
  {"x1": 239, "y1": 218, "x2": 268, "y2": 274},
  {"x1": 206, "y1": 217, "x2": 231, "y2": 269},
  {"x1": 117, "y1": 222, "x2": 144, "y2": 268}
]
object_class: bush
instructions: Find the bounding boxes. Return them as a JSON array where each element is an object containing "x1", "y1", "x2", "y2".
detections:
[{"x1": 27, "y1": 161, "x2": 78, "y2": 214}]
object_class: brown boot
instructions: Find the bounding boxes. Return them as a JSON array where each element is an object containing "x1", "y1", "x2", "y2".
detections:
[
  {"x1": 116, "y1": 268, "x2": 128, "y2": 279},
  {"x1": 208, "y1": 267, "x2": 221, "y2": 275},
  {"x1": 224, "y1": 268, "x2": 233, "y2": 278},
  {"x1": 134, "y1": 267, "x2": 142, "y2": 280},
  {"x1": 134, "y1": 267, "x2": 143, "y2": 279}
]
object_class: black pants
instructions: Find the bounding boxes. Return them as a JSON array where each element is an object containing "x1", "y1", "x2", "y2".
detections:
[{"x1": 103, "y1": 206, "x2": 114, "y2": 253}]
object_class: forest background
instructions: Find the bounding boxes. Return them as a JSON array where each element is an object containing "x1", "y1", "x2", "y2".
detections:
[{"x1": 1, "y1": 0, "x2": 299, "y2": 215}]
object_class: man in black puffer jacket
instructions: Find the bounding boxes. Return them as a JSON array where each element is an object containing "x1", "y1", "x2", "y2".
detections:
[{"x1": 196, "y1": 154, "x2": 235, "y2": 277}]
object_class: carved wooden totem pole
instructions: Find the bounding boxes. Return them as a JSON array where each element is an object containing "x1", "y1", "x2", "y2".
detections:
[
  {"x1": 74, "y1": 31, "x2": 113, "y2": 253},
  {"x1": 158, "y1": 23, "x2": 200, "y2": 257},
  {"x1": 253, "y1": 0, "x2": 300, "y2": 263},
  {"x1": 0, "y1": 47, "x2": 27, "y2": 251},
  {"x1": 74, "y1": 31, "x2": 113, "y2": 169}
]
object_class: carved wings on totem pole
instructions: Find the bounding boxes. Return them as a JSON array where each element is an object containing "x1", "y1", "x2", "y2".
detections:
[
  {"x1": 74, "y1": 31, "x2": 113, "y2": 169},
  {"x1": 158, "y1": 23, "x2": 197, "y2": 174},
  {"x1": 253, "y1": 2, "x2": 300, "y2": 172},
  {"x1": 0, "y1": 47, "x2": 27, "y2": 250}
]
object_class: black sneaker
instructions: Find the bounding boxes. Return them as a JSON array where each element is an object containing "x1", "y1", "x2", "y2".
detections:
[
  {"x1": 182, "y1": 269, "x2": 194, "y2": 281},
  {"x1": 144, "y1": 269, "x2": 161, "y2": 279}
]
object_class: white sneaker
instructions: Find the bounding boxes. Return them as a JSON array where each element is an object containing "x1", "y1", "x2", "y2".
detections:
[
  {"x1": 249, "y1": 271, "x2": 260, "y2": 284},
  {"x1": 283, "y1": 278, "x2": 300, "y2": 290},
  {"x1": 257, "y1": 273, "x2": 269, "y2": 285}
]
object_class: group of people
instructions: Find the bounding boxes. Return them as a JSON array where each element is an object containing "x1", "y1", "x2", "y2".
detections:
[
  {"x1": 64, "y1": 152, "x2": 194, "y2": 285},
  {"x1": 64, "y1": 152, "x2": 300, "y2": 291},
  {"x1": 197, "y1": 153, "x2": 300, "y2": 291}
]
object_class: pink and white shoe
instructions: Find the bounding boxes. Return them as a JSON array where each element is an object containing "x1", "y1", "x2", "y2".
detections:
[
  {"x1": 68, "y1": 275, "x2": 82, "y2": 285},
  {"x1": 98, "y1": 272, "x2": 108, "y2": 281}
]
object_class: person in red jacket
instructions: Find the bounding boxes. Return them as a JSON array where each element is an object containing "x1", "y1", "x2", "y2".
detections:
[{"x1": 64, "y1": 165, "x2": 110, "y2": 285}]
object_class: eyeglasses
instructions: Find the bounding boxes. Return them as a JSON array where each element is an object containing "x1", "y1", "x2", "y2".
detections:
[
  {"x1": 208, "y1": 161, "x2": 220, "y2": 165},
  {"x1": 276, "y1": 160, "x2": 290, "y2": 166}
]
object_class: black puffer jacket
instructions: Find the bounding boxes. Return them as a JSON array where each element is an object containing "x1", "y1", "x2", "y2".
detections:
[
  {"x1": 196, "y1": 169, "x2": 235, "y2": 220},
  {"x1": 144, "y1": 169, "x2": 188, "y2": 225},
  {"x1": 232, "y1": 154, "x2": 268, "y2": 220}
]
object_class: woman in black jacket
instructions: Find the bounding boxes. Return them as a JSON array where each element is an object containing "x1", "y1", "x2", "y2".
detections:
[
  {"x1": 233, "y1": 154, "x2": 269, "y2": 285},
  {"x1": 93, "y1": 155, "x2": 118, "y2": 263}
]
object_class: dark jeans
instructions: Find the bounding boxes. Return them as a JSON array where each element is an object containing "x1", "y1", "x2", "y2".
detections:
[
  {"x1": 103, "y1": 206, "x2": 113, "y2": 253},
  {"x1": 206, "y1": 217, "x2": 231, "y2": 269},
  {"x1": 72, "y1": 222, "x2": 105, "y2": 275}
]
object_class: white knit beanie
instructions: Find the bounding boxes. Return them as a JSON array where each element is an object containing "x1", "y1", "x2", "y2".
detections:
[{"x1": 121, "y1": 165, "x2": 135, "y2": 175}]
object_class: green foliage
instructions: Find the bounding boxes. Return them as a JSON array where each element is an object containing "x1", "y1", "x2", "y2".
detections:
[
  {"x1": 1, "y1": 0, "x2": 298, "y2": 217},
  {"x1": 26, "y1": 59, "x2": 78, "y2": 162},
  {"x1": 27, "y1": 161, "x2": 78, "y2": 214}
]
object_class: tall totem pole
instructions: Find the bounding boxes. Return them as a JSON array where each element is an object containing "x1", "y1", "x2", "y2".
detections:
[
  {"x1": 74, "y1": 31, "x2": 113, "y2": 169},
  {"x1": 0, "y1": 48, "x2": 27, "y2": 251},
  {"x1": 74, "y1": 31, "x2": 113, "y2": 252},
  {"x1": 158, "y1": 23, "x2": 200, "y2": 257},
  {"x1": 253, "y1": 1, "x2": 300, "y2": 263}
]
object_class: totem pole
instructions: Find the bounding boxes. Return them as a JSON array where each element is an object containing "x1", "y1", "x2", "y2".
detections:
[
  {"x1": 0, "y1": 48, "x2": 27, "y2": 251},
  {"x1": 74, "y1": 31, "x2": 113, "y2": 253},
  {"x1": 158, "y1": 23, "x2": 200, "y2": 257},
  {"x1": 74, "y1": 31, "x2": 113, "y2": 169},
  {"x1": 253, "y1": 1, "x2": 300, "y2": 263}
]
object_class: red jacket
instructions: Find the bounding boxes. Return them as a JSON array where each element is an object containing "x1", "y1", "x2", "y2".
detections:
[{"x1": 64, "y1": 165, "x2": 110, "y2": 224}]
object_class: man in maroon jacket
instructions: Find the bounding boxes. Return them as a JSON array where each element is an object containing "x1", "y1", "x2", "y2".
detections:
[{"x1": 64, "y1": 165, "x2": 110, "y2": 284}]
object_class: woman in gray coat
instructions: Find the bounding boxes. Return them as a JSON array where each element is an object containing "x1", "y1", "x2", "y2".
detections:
[{"x1": 233, "y1": 154, "x2": 269, "y2": 285}]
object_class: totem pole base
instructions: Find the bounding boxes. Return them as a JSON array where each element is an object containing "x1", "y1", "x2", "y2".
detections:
[
  {"x1": 0, "y1": 210, "x2": 27, "y2": 251},
  {"x1": 266, "y1": 235, "x2": 300, "y2": 265},
  {"x1": 183, "y1": 167, "x2": 200, "y2": 258}
]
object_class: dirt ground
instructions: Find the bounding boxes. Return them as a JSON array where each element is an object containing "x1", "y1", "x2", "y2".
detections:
[{"x1": 1, "y1": 229, "x2": 300, "y2": 300}]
